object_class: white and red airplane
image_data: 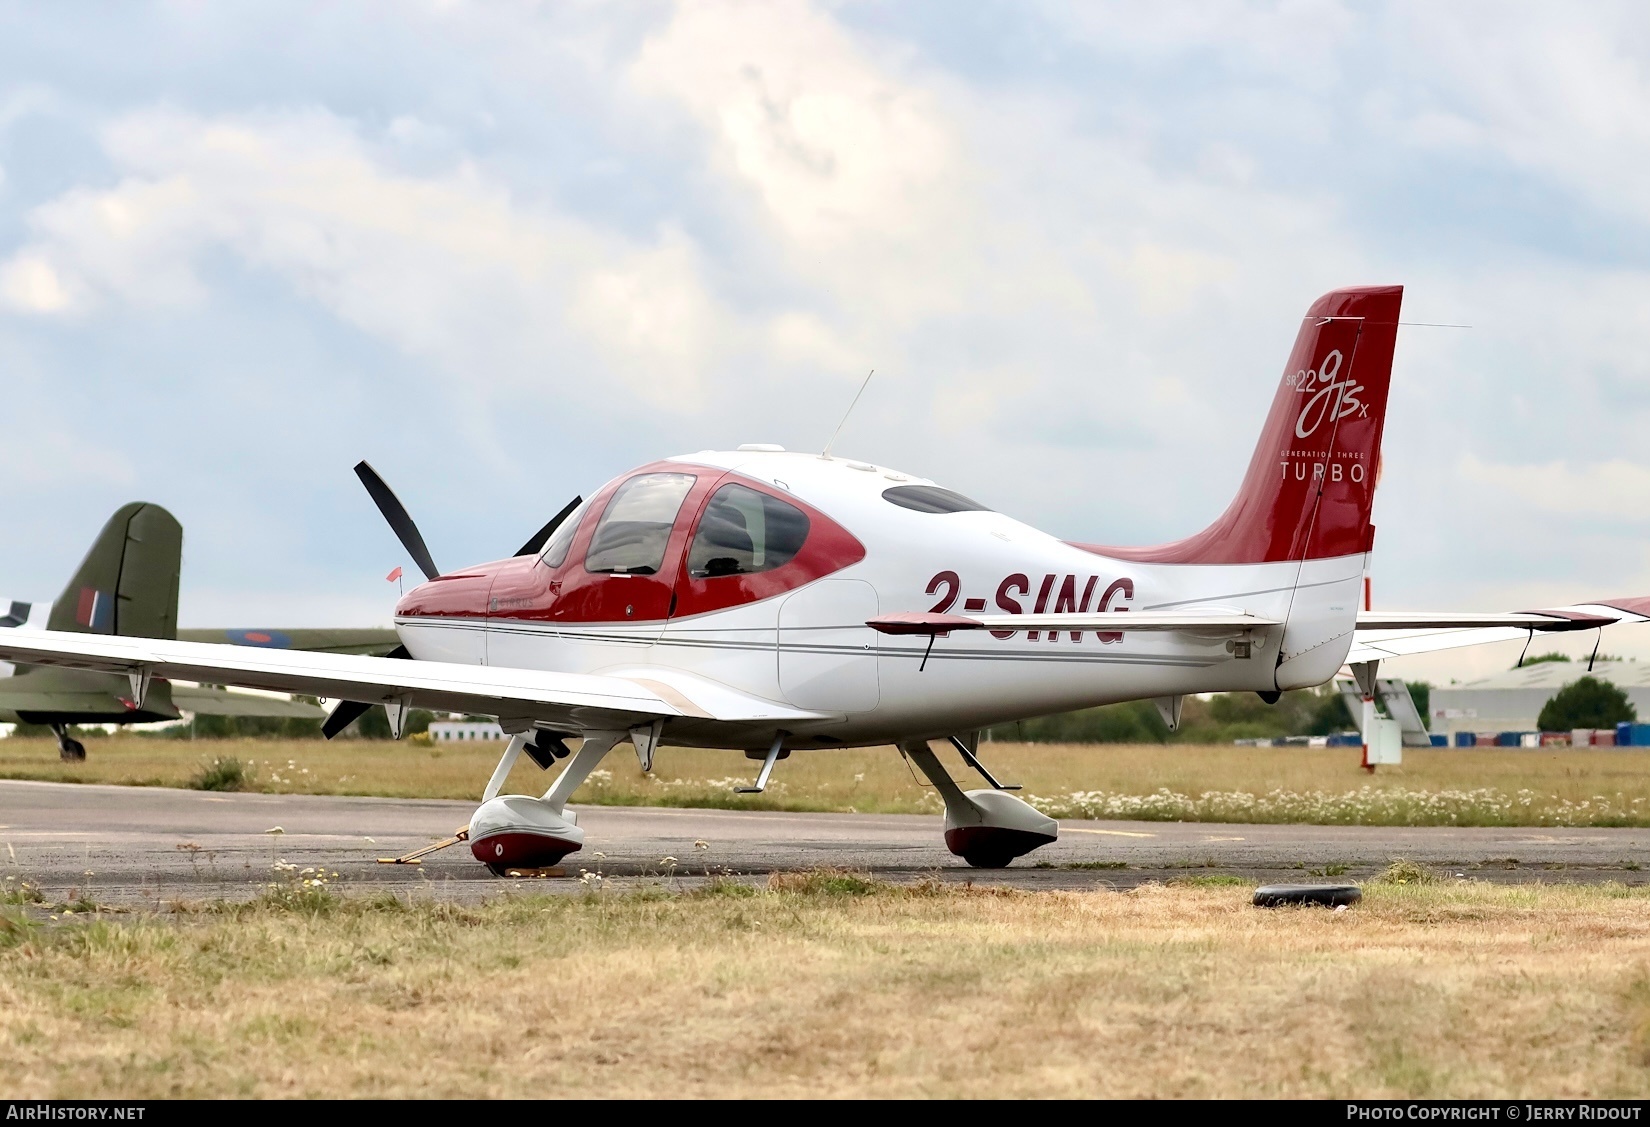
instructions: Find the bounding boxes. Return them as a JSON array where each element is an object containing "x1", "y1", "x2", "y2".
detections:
[{"x1": 5, "y1": 285, "x2": 1646, "y2": 871}]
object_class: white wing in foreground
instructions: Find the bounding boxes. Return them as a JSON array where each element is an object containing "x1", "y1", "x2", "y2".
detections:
[{"x1": 0, "y1": 630, "x2": 827, "y2": 729}]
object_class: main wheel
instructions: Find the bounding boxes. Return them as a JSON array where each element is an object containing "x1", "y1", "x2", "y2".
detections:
[
  {"x1": 961, "y1": 851, "x2": 1014, "y2": 869},
  {"x1": 59, "y1": 737, "x2": 86, "y2": 762}
]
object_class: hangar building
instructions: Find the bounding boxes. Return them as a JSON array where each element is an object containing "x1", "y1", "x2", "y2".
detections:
[{"x1": 1427, "y1": 660, "x2": 1650, "y2": 737}]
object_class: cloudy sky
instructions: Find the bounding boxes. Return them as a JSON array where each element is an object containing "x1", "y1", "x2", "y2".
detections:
[{"x1": 2, "y1": 0, "x2": 1649, "y2": 679}]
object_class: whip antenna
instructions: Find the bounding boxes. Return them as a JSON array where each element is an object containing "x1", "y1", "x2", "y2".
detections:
[{"x1": 822, "y1": 369, "x2": 875, "y2": 460}]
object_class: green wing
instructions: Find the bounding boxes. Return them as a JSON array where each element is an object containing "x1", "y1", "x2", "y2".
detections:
[
  {"x1": 169, "y1": 685, "x2": 326, "y2": 718},
  {"x1": 0, "y1": 666, "x2": 179, "y2": 724},
  {"x1": 175, "y1": 628, "x2": 401, "y2": 656}
]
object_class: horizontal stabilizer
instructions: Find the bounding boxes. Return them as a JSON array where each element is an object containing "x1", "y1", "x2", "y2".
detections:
[
  {"x1": 1354, "y1": 610, "x2": 1615, "y2": 631},
  {"x1": 1347, "y1": 600, "x2": 1650, "y2": 664}
]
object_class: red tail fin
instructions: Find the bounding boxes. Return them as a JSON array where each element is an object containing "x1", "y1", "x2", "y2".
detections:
[{"x1": 1092, "y1": 285, "x2": 1402, "y2": 565}]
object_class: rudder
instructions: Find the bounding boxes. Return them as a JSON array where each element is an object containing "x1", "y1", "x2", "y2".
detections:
[
  {"x1": 1096, "y1": 286, "x2": 1403, "y2": 565},
  {"x1": 48, "y1": 503, "x2": 182, "y2": 639}
]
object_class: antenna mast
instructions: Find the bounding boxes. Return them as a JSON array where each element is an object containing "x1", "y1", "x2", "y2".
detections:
[{"x1": 822, "y1": 370, "x2": 875, "y2": 460}]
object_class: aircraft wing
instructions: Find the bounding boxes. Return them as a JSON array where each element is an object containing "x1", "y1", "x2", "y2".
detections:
[
  {"x1": 0, "y1": 630, "x2": 826, "y2": 731},
  {"x1": 1346, "y1": 601, "x2": 1650, "y2": 663}
]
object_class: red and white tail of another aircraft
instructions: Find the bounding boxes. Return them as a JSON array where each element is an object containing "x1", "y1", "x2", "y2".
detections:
[{"x1": 4, "y1": 283, "x2": 1644, "y2": 869}]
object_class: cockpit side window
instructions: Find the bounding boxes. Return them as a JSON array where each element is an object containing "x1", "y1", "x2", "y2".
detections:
[
  {"x1": 688, "y1": 484, "x2": 810, "y2": 578},
  {"x1": 539, "y1": 498, "x2": 591, "y2": 569},
  {"x1": 584, "y1": 473, "x2": 696, "y2": 575}
]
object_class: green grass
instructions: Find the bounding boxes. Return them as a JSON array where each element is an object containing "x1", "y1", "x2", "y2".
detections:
[
  {"x1": 7, "y1": 735, "x2": 1650, "y2": 827},
  {"x1": 186, "y1": 756, "x2": 252, "y2": 792},
  {"x1": 5, "y1": 879, "x2": 1650, "y2": 1097}
]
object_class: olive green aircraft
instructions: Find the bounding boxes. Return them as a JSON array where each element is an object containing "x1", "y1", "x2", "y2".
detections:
[{"x1": 1, "y1": 502, "x2": 399, "y2": 759}]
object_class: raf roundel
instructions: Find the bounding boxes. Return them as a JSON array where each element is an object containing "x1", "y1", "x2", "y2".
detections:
[{"x1": 228, "y1": 629, "x2": 292, "y2": 648}]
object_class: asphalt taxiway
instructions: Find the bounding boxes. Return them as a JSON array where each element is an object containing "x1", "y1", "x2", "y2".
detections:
[{"x1": 3, "y1": 779, "x2": 1648, "y2": 903}]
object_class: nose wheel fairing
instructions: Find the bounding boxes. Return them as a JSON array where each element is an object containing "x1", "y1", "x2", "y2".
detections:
[
  {"x1": 469, "y1": 730, "x2": 625, "y2": 874},
  {"x1": 901, "y1": 740, "x2": 1057, "y2": 867},
  {"x1": 468, "y1": 795, "x2": 584, "y2": 872},
  {"x1": 943, "y1": 789, "x2": 1059, "y2": 868}
]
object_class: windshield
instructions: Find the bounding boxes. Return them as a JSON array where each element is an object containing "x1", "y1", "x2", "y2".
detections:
[
  {"x1": 584, "y1": 473, "x2": 696, "y2": 574},
  {"x1": 538, "y1": 498, "x2": 591, "y2": 569}
]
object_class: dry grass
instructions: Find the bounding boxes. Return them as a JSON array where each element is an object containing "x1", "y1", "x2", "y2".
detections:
[
  {"x1": 3, "y1": 878, "x2": 1650, "y2": 1097},
  {"x1": 5, "y1": 735, "x2": 1650, "y2": 826}
]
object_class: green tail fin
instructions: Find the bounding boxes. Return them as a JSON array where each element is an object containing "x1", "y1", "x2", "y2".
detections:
[{"x1": 47, "y1": 503, "x2": 182, "y2": 639}]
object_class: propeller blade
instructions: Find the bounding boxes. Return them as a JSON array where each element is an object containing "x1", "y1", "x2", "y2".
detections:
[
  {"x1": 321, "y1": 643, "x2": 410, "y2": 740},
  {"x1": 354, "y1": 462, "x2": 440, "y2": 582},
  {"x1": 515, "y1": 495, "x2": 583, "y2": 557}
]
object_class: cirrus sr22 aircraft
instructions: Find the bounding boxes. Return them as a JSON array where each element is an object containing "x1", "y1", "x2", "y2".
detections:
[{"x1": 4, "y1": 285, "x2": 1646, "y2": 872}]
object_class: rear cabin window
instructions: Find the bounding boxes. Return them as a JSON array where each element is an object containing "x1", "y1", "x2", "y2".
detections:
[
  {"x1": 688, "y1": 484, "x2": 810, "y2": 578},
  {"x1": 881, "y1": 485, "x2": 992, "y2": 514},
  {"x1": 584, "y1": 473, "x2": 696, "y2": 575}
]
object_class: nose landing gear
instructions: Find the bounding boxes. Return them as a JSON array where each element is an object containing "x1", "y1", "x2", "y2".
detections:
[
  {"x1": 467, "y1": 730, "x2": 625, "y2": 874},
  {"x1": 900, "y1": 740, "x2": 1057, "y2": 868}
]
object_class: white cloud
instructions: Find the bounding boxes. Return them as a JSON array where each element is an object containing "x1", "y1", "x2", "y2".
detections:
[
  {"x1": 1385, "y1": 4, "x2": 1650, "y2": 226},
  {"x1": 633, "y1": 0, "x2": 961, "y2": 257},
  {"x1": 0, "y1": 427, "x2": 134, "y2": 487},
  {"x1": 1042, "y1": 0, "x2": 1358, "y2": 82},
  {"x1": 1460, "y1": 453, "x2": 1650, "y2": 521},
  {"x1": 7, "y1": 0, "x2": 1650, "y2": 638},
  {"x1": 0, "y1": 108, "x2": 732, "y2": 410},
  {"x1": 0, "y1": 254, "x2": 74, "y2": 313}
]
